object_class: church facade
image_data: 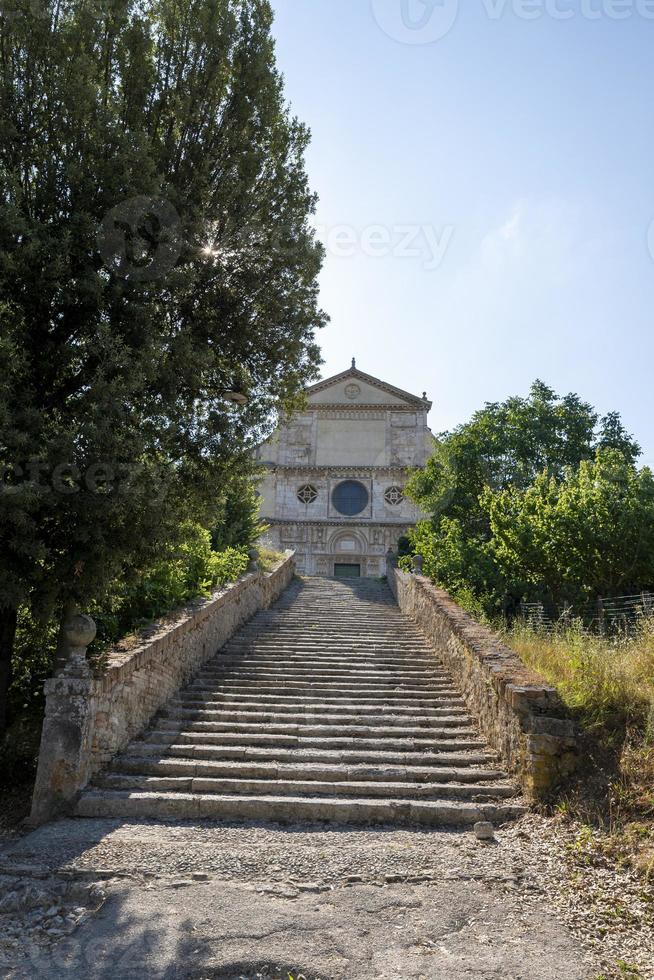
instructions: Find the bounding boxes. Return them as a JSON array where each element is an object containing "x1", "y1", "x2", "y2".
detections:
[{"x1": 255, "y1": 363, "x2": 434, "y2": 578}]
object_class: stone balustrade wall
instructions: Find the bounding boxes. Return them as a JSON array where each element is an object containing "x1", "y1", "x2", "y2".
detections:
[
  {"x1": 30, "y1": 552, "x2": 296, "y2": 825},
  {"x1": 387, "y1": 565, "x2": 578, "y2": 798}
]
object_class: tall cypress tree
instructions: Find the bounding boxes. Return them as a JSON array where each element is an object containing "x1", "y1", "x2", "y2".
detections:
[{"x1": 0, "y1": 0, "x2": 325, "y2": 729}]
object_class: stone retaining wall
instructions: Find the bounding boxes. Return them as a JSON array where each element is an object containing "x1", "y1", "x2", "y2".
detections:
[
  {"x1": 388, "y1": 565, "x2": 578, "y2": 799},
  {"x1": 30, "y1": 552, "x2": 296, "y2": 825}
]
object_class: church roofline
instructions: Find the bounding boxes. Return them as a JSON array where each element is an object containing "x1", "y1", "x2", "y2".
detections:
[{"x1": 306, "y1": 363, "x2": 432, "y2": 411}]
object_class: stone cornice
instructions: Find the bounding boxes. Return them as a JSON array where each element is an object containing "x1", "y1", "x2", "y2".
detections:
[
  {"x1": 306, "y1": 366, "x2": 432, "y2": 411},
  {"x1": 310, "y1": 404, "x2": 422, "y2": 414},
  {"x1": 267, "y1": 518, "x2": 413, "y2": 529},
  {"x1": 264, "y1": 466, "x2": 410, "y2": 477}
]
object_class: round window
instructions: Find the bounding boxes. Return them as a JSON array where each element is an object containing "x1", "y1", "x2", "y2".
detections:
[{"x1": 332, "y1": 480, "x2": 369, "y2": 517}]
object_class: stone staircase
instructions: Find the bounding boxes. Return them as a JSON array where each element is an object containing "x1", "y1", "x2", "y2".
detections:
[{"x1": 77, "y1": 577, "x2": 525, "y2": 826}]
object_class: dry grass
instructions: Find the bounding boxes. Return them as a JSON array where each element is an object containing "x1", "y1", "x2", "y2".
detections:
[
  {"x1": 256, "y1": 547, "x2": 286, "y2": 573},
  {"x1": 504, "y1": 619, "x2": 654, "y2": 878},
  {"x1": 507, "y1": 620, "x2": 654, "y2": 735}
]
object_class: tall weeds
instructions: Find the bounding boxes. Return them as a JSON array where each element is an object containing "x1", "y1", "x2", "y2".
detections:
[
  {"x1": 506, "y1": 620, "x2": 654, "y2": 737},
  {"x1": 504, "y1": 619, "x2": 654, "y2": 875}
]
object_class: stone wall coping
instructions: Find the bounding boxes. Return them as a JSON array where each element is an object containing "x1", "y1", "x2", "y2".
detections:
[{"x1": 412, "y1": 577, "x2": 561, "y2": 709}]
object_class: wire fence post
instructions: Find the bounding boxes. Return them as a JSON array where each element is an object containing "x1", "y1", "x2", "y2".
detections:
[{"x1": 596, "y1": 596, "x2": 605, "y2": 636}]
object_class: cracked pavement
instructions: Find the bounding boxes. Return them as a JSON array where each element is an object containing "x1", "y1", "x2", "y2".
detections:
[{"x1": 0, "y1": 817, "x2": 603, "y2": 978}]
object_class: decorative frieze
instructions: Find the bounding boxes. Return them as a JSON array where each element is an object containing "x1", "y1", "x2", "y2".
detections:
[{"x1": 268, "y1": 466, "x2": 411, "y2": 477}]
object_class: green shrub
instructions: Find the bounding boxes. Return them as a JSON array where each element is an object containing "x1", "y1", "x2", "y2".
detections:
[
  {"x1": 91, "y1": 524, "x2": 249, "y2": 650},
  {"x1": 5, "y1": 523, "x2": 249, "y2": 765},
  {"x1": 0, "y1": 608, "x2": 58, "y2": 785}
]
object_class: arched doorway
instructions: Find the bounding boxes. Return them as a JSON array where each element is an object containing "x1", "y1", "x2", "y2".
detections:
[{"x1": 329, "y1": 530, "x2": 367, "y2": 578}]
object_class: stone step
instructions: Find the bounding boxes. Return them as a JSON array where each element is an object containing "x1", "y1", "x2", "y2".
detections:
[
  {"x1": 153, "y1": 722, "x2": 480, "y2": 742},
  {"x1": 193, "y1": 680, "x2": 460, "y2": 696},
  {"x1": 76, "y1": 790, "x2": 526, "y2": 826},
  {"x1": 223, "y1": 639, "x2": 428, "y2": 649},
  {"x1": 165, "y1": 703, "x2": 469, "y2": 726},
  {"x1": 209, "y1": 648, "x2": 437, "y2": 659},
  {"x1": 94, "y1": 773, "x2": 517, "y2": 802},
  {"x1": 210, "y1": 660, "x2": 442, "y2": 674},
  {"x1": 231, "y1": 626, "x2": 419, "y2": 631},
  {"x1": 109, "y1": 756, "x2": 509, "y2": 785},
  {"x1": 157, "y1": 713, "x2": 474, "y2": 736},
  {"x1": 203, "y1": 658, "x2": 452, "y2": 686},
  {"x1": 213, "y1": 654, "x2": 439, "y2": 668},
  {"x1": 195, "y1": 667, "x2": 452, "y2": 690},
  {"x1": 226, "y1": 630, "x2": 426, "y2": 638},
  {"x1": 126, "y1": 742, "x2": 497, "y2": 767},
  {"x1": 174, "y1": 697, "x2": 468, "y2": 718},
  {"x1": 220, "y1": 648, "x2": 432, "y2": 659},
  {"x1": 205, "y1": 666, "x2": 450, "y2": 679},
  {"x1": 183, "y1": 689, "x2": 466, "y2": 709},
  {"x1": 141, "y1": 729, "x2": 486, "y2": 752},
  {"x1": 238, "y1": 628, "x2": 416, "y2": 637},
  {"x1": 187, "y1": 686, "x2": 462, "y2": 702},
  {"x1": 231, "y1": 620, "x2": 420, "y2": 627},
  {"x1": 198, "y1": 673, "x2": 450, "y2": 687}
]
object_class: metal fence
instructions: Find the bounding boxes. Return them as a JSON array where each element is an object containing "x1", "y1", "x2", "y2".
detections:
[{"x1": 519, "y1": 592, "x2": 654, "y2": 635}]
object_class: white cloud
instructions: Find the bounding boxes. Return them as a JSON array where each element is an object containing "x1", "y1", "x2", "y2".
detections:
[{"x1": 437, "y1": 198, "x2": 605, "y2": 340}]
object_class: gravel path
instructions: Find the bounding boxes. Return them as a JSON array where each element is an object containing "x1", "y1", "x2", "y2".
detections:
[{"x1": 0, "y1": 814, "x2": 652, "y2": 978}]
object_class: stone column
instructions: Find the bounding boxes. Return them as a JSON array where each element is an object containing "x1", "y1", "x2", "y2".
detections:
[{"x1": 29, "y1": 614, "x2": 99, "y2": 827}]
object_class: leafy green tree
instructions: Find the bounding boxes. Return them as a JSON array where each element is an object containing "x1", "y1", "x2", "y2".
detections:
[
  {"x1": 0, "y1": 0, "x2": 325, "y2": 729},
  {"x1": 486, "y1": 450, "x2": 654, "y2": 605},
  {"x1": 406, "y1": 382, "x2": 642, "y2": 612},
  {"x1": 408, "y1": 380, "x2": 639, "y2": 535},
  {"x1": 211, "y1": 471, "x2": 265, "y2": 552},
  {"x1": 409, "y1": 518, "x2": 502, "y2": 609}
]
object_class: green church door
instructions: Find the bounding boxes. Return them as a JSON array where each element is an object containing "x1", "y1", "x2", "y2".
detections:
[{"x1": 334, "y1": 563, "x2": 361, "y2": 579}]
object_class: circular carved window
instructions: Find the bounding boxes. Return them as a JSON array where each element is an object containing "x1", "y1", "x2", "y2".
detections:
[
  {"x1": 332, "y1": 480, "x2": 369, "y2": 516},
  {"x1": 384, "y1": 486, "x2": 404, "y2": 506},
  {"x1": 297, "y1": 485, "x2": 318, "y2": 505}
]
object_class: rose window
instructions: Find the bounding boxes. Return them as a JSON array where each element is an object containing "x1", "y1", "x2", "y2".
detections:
[{"x1": 332, "y1": 480, "x2": 369, "y2": 517}]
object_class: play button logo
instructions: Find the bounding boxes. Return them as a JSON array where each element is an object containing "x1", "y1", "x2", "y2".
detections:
[{"x1": 372, "y1": 0, "x2": 460, "y2": 44}]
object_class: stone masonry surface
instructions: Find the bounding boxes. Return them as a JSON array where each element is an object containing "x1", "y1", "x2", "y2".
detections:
[
  {"x1": 29, "y1": 553, "x2": 296, "y2": 825},
  {"x1": 73, "y1": 576, "x2": 526, "y2": 827},
  {"x1": 387, "y1": 566, "x2": 578, "y2": 799}
]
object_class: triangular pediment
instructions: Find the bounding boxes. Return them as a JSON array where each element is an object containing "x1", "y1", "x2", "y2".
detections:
[{"x1": 307, "y1": 366, "x2": 431, "y2": 410}]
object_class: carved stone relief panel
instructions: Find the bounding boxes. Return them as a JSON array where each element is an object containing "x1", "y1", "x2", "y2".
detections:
[
  {"x1": 279, "y1": 523, "x2": 308, "y2": 544},
  {"x1": 371, "y1": 528, "x2": 385, "y2": 547},
  {"x1": 311, "y1": 526, "x2": 326, "y2": 546}
]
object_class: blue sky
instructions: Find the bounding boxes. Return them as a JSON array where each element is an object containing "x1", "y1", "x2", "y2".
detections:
[{"x1": 268, "y1": 0, "x2": 654, "y2": 465}]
